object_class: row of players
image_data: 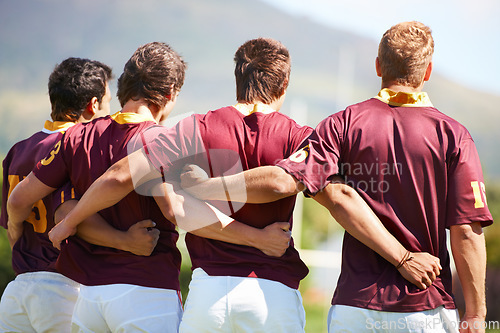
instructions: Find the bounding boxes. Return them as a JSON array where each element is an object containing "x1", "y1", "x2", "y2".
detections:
[{"x1": 1, "y1": 21, "x2": 492, "y2": 333}]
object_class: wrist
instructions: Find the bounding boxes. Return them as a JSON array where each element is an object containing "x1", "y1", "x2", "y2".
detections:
[
  {"x1": 114, "y1": 230, "x2": 130, "y2": 252},
  {"x1": 463, "y1": 309, "x2": 487, "y2": 320},
  {"x1": 390, "y1": 247, "x2": 409, "y2": 267},
  {"x1": 245, "y1": 227, "x2": 263, "y2": 249}
]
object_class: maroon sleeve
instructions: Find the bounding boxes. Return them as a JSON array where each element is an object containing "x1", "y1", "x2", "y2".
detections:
[
  {"x1": 278, "y1": 114, "x2": 343, "y2": 195},
  {"x1": 286, "y1": 123, "x2": 314, "y2": 157},
  {"x1": 446, "y1": 136, "x2": 493, "y2": 228},
  {"x1": 141, "y1": 116, "x2": 209, "y2": 183},
  {"x1": 33, "y1": 136, "x2": 70, "y2": 189}
]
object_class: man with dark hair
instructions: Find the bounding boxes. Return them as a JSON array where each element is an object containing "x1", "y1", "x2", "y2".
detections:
[
  {"x1": 48, "y1": 37, "x2": 441, "y2": 332},
  {"x1": 0, "y1": 57, "x2": 115, "y2": 332},
  {"x1": 6, "y1": 43, "x2": 187, "y2": 333}
]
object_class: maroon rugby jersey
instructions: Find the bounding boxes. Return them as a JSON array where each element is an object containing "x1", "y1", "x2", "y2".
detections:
[
  {"x1": 144, "y1": 105, "x2": 313, "y2": 289},
  {"x1": 278, "y1": 89, "x2": 493, "y2": 311},
  {"x1": 32, "y1": 112, "x2": 181, "y2": 290},
  {"x1": 1, "y1": 121, "x2": 75, "y2": 274}
]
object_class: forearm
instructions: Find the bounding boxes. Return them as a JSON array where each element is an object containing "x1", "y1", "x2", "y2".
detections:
[
  {"x1": 63, "y1": 162, "x2": 135, "y2": 230},
  {"x1": 313, "y1": 183, "x2": 406, "y2": 266},
  {"x1": 451, "y1": 222, "x2": 487, "y2": 318},
  {"x1": 55, "y1": 199, "x2": 127, "y2": 250},
  {"x1": 7, "y1": 172, "x2": 56, "y2": 226},
  {"x1": 187, "y1": 166, "x2": 302, "y2": 203},
  {"x1": 189, "y1": 219, "x2": 261, "y2": 247},
  {"x1": 155, "y1": 182, "x2": 289, "y2": 256}
]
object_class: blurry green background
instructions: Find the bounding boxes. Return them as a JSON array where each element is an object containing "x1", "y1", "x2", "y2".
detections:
[{"x1": 1, "y1": 0, "x2": 499, "y2": 332}]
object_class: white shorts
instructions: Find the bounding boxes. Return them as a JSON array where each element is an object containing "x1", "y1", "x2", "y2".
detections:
[
  {"x1": 71, "y1": 284, "x2": 182, "y2": 333},
  {"x1": 0, "y1": 271, "x2": 80, "y2": 333},
  {"x1": 179, "y1": 268, "x2": 306, "y2": 333},
  {"x1": 327, "y1": 304, "x2": 460, "y2": 333}
]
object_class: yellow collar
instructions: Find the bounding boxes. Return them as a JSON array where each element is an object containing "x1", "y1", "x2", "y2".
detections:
[
  {"x1": 110, "y1": 111, "x2": 157, "y2": 124},
  {"x1": 233, "y1": 103, "x2": 276, "y2": 116},
  {"x1": 375, "y1": 88, "x2": 433, "y2": 107},
  {"x1": 42, "y1": 120, "x2": 76, "y2": 134}
]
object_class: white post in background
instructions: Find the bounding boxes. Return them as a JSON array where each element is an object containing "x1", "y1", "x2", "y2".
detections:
[{"x1": 289, "y1": 98, "x2": 308, "y2": 249}]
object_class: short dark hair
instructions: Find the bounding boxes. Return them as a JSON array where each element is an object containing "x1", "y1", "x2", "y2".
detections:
[
  {"x1": 234, "y1": 38, "x2": 290, "y2": 104},
  {"x1": 48, "y1": 57, "x2": 112, "y2": 122},
  {"x1": 117, "y1": 42, "x2": 187, "y2": 109}
]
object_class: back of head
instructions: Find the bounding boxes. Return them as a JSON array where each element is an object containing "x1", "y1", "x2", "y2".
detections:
[
  {"x1": 49, "y1": 58, "x2": 113, "y2": 122},
  {"x1": 378, "y1": 21, "x2": 434, "y2": 88},
  {"x1": 117, "y1": 42, "x2": 187, "y2": 109},
  {"x1": 234, "y1": 38, "x2": 290, "y2": 104}
]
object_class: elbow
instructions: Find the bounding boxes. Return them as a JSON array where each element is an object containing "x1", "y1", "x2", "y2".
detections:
[
  {"x1": 7, "y1": 190, "x2": 23, "y2": 215},
  {"x1": 327, "y1": 183, "x2": 356, "y2": 205},
  {"x1": 268, "y1": 167, "x2": 299, "y2": 197},
  {"x1": 7, "y1": 185, "x2": 31, "y2": 213},
  {"x1": 451, "y1": 222, "x2": 484, "y2": 241},
  {"x1": 104, "y1": 164, "x2": 134, "y2": 191}
]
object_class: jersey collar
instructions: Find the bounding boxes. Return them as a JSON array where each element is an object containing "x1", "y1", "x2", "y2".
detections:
[
  {"x1": 111, "y1": 111, "x2": 157, "y2": 124},
  {"x1": 375, "y1": 88, "x2": 433, "y2": 107},
  {"x1": 42, "y1": 120, "x2": 76, "y2": 134},
  {"x1": 233, "y1": 103, "x2": 276, "y2": 116}
]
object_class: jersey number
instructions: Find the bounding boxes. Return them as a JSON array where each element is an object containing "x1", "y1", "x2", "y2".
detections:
[
  {"x1": 7, "y1": 175, "x2": 48, "y2": 233},
  {"x1": 40, "y1": 140, "x2": 61, "y2": 166},
  {"x1": 471, "y1": 181, "x2": 487, "y2": 209}
]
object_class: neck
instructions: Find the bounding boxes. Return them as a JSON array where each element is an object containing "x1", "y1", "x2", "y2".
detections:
[
  {"x1": 237, "y1": 99, "x2": 282, "y2": 113},
  {"x1": 121, "y1": 99, "x2": 161, "y2": 122},
  {"x1": 381, "y1": 82, "x2": 424, "y2": 94}
]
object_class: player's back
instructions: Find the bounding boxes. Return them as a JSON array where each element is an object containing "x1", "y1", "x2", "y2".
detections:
[
  {"x1": 192, "y1": 105, "x2": 312, "y2": 288},
  {"x1": 1, "y1": 124, "x2": 72, "y2": 274},
  {"x1": 33, "y1": 112, "x2": 181, "y2": 290},
  {"x1": 323, "y1": 95, "x2": 491, "y2": 311}
]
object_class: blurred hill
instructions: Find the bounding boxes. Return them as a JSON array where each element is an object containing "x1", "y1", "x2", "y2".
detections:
[{"x1": 1, "y1": 0, "x2": 499, "y2": 179}]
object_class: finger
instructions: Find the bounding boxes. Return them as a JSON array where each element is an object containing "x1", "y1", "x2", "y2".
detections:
[
  {"x1": 434, "y1": 263, "x2": 441, "y2": 277},
  {"x1": 276, "y1": 222, "x2": 291, "y2": 231},
  {"x1": 137, "y1": 220, "x2": 156, "y2": 228},
  {"x1": 149, "y1": 228, "x2": 160, "y2": 237},
  {"x1": 421, "y1": 276, "x2": 432, "y2": 289},
  {"x1": 428, "y1": 270, "x2": 437, "y2": 283},
  {"x1": 437, "y1": 259, "x2": 442, "y2": 271}
]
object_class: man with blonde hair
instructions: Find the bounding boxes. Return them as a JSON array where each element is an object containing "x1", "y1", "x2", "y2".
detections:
[{"x1": 181, "y1": 22, "x2": 492, "y2": 332}]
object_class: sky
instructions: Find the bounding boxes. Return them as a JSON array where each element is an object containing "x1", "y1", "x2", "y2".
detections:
[{"x1": 261, "y1": 0, "x2": 500, "y2": 96}]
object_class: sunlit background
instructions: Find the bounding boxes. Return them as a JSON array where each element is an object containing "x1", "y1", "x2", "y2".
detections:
[{"x1": 1, "y1": 1, "x2": 499, "y2": 332}]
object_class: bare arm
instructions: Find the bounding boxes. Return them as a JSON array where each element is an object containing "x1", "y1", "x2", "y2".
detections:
[
  {"x1": 50, "y1": 150, "x2": 290, "y2": 257},
  {"x1": 312, "y1": 182, "x2": 442, "y2": 290},
  {"x1": 48, "y1": 152, "x2": 143, "y2": 249},
  {"x1": 450, "y1": 222, "x2": 487, "y2": 333},
  {"x1": 6, "y1": 172, "x2": 56, "y2": 248},
  {"x1": 181, "y1": 164, "x2": 301, "y2": 203},
  {"x1": 154, "y1": 182, "x2": 291, "y2": 257},
  {"x1": 182, "y1": 164, "x2": 442, "y2": 288},
  {"x1": 55, "y1": 200, "x2": 159, "y2": 256}
]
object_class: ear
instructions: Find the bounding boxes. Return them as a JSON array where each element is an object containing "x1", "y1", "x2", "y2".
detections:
[
  {"x1": 86, "y1": 97, "x2": 99, "y2": 116},
  {"x1": 78, "y1": 97, "x2": 99, "y2": 121},
  {"x1": 375, "y1": 57, "x2": 382, "y2": 77},
  {"x1": 423, "y1": 61, "x2": 433, "y2": 82},
  {"x1": 280, "y1": 77, "x2": 289, "y2": 96}
]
